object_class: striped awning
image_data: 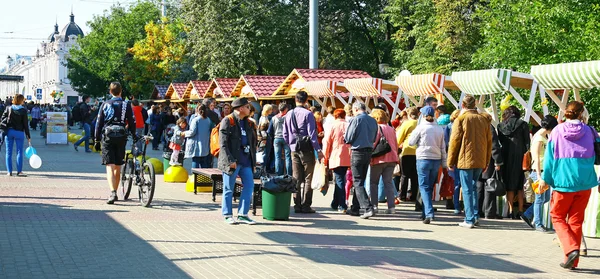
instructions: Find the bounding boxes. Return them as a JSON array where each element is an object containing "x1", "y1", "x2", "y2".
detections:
[
  {"x1": 304, "y1": 80, "x2": 337, "y2": 98},
  {"x1": 451, "y1": 69, "x2": 512, "y2": 95},
  {"x1": 344, "y1": 78, "x2": 382, "y2": 97},
  {"x1": 531, "y1": 60, "x2": 600, "y2": 90},
  {"x1": 395, "y1": 73, "x2": 445, "y2": 96}
]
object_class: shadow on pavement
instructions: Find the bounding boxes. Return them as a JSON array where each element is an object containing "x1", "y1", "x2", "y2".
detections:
[
  {"x1": 0, "y1": 201, "x2": 191, "y2": 278},
  {"x1": 258, "y1": 231, "x2": 542, "y2": 275}
]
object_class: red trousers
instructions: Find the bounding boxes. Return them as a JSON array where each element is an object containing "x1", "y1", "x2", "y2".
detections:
[{"x1": 550, "y1": 189, "x2": 591, "y2": 268}]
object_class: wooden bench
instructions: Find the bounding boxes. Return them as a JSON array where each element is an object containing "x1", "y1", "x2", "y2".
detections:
[
  {"x1": 235, "y1": 177, "x2": 263, "y2": 215},
  {"x1": 191, "y1": 168, "x2": 243, "y2": 202}
]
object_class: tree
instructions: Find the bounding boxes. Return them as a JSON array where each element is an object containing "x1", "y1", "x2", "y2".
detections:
[
  {"x1": 181, "y1": 0, "x2": 309, "y2": 78},
  {"x1": 473, "y1": 0, "x2": 600, "y2": 126},
  {"x1": 385, "y1": 0, "x2": 483, "y2": 75},
  {"x1": 68, "y1": 2, "x2": 161, "y2": 98},
  {"x1": 125, "y1": 18, "x2": 196, "y2": 98}
]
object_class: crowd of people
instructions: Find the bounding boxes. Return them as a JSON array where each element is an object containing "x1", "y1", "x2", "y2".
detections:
[{"x1": 1, "y1": 86, "x2": 598, "y2": 270}]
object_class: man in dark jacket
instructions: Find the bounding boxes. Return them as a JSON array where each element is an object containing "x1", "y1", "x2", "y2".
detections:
[
  {"x1": 476, "y1": 126, "x2": 504, "y2": 219},
  {"x1": 218, "y1": 97, "x2": 257, "y2": 225},
  {"x1": 74, "y1": 96, "x2": 92, "y2": 152},
  {"x1": 94, "y1": 82, "x2": 137, "y2": 204}
]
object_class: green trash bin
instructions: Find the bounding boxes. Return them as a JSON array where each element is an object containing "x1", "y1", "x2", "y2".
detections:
[{"x1": 261, "y1": 190, "x2": 292, "y2": 221}]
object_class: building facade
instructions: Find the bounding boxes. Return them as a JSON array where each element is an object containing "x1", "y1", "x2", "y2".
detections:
[{"x1": 1, "y1": 12, "x2": 84, "y2": 105}]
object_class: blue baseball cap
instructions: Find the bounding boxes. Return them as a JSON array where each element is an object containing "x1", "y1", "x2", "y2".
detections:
[{"x1": 420, "y1": 106, "x2": 435, "y2": 117}]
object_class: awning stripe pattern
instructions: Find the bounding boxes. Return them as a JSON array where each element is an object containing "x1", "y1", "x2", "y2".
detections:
[
  {"x1": 395, "y1": 73, "x2": 445, "y2": 96},
  {"x1": 304, "y1": 80, "x2": 336, "y2": 98},
  {"x1": 451, "y1": 69, "x2": 512, "y2": 95},
  {"x1": 531, "y1": 60, "x2": 600, "y2": 90},
  {"x1": 343, "y1": 78, "x2": 381, "y2": 97}
]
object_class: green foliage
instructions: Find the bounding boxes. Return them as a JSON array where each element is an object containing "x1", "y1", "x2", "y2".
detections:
[{"x1": 68, "y1": 2, "x2": 161, "y2": 98}]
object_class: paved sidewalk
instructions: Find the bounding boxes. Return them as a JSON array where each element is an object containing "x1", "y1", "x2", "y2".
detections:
[{"x1": 0, "y1": 131, "x2": 599, "y2": 278}]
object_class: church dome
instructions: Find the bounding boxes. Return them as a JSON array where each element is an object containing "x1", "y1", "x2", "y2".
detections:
[
  {"x1": 59, "y1": 13, "x2": 84, "y2": 42},
  {"x1": 48, "y1": 23, "x2": 59, "y2": 43}
]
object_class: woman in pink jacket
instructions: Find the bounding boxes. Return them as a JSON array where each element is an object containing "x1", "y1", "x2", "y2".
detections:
[
  {"x1": 324, "y1": 109, "x2": 352, "y2": 213},
  {"x1": 369, "y1": 109, "x2": 399, "y2": 214}
]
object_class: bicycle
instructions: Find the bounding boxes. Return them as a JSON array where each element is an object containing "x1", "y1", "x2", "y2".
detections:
[{"x1": 120, "y1": 134, "x2": 156, "y2": 207}]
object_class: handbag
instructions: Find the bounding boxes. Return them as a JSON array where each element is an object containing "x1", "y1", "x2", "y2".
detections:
[
  {"x1": 0, "y1": 107, "x2": 12, "y2": 151},
  {"x1": 290, "y1": 108, "x2": 314, "y2": 153},
  {"x1": 372, "y1": 126, "x2": 391, "y2": 158},
  {"x1": 485, "y1": 170, "x2": 506, "y2": 196},
  {"x1": 522, "y1": 151, "x2": 532, "y2": 171},
  {"x1": 587, "y1": 126, "x2": 600, "y2": 165}
]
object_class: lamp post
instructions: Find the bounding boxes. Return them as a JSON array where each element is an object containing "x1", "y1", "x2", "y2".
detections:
[{"x1": 309, "y1": 0, "x2": 318, "y2": 69}]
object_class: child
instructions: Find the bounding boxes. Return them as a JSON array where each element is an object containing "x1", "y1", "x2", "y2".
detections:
[{"x1": 169, "y1": 117, "x2": 187, "y2": 166}]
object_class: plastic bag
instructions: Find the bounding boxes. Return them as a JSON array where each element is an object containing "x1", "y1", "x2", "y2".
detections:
[
  {"x1": 262, "y1": 175, "x2": 298, "y2": 193},
  {"x1": 311, "y1": 161, "x2": 327, "y2": 190}
]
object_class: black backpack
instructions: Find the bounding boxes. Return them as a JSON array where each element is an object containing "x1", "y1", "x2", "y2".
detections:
[
  {"x1": 103, "y1": 101, "x2": 128, "y2": 143},
  {"x1": 72, "y1": 102, "x2": 83, "y2": 122}
]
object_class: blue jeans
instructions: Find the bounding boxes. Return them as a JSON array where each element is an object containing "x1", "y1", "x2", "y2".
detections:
[
  {"x1": 450, "y1": 169, "x2": 462, "y2": 210},
  {"x1": 5, "y1": 129, "x2": 25, "y2": 173},
  {"x1": 458, "y1": 168, "x2": 483, "y2": 224},
  {"x1": 523, "y1": 172, "x2": 551, "y2": 228},
  {"x1": 191, "y1": 155, "x2": 212, "y2": 169},
  {"x1": 417, "y1": 159, "x2": 441, "y2": 218},
  {"x1": 331, "y1": 166, "x2": 348, "y2": 210},
  {"x1": 222, "y1": 166, "x2": 254, "y2": 216},
  {"x1": 273, "y1": 138, "x2": 292, "y2": 176},
  {"x1": 75, "y1": 123, "x2": 91, "y2": 151}
]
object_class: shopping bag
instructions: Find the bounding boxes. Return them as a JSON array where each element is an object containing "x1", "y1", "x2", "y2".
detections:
[
  {"x1": 439, "y1": 169, "x2": 454, "y2": 198},
  {"x1": 311, "y1": 161, "x2": 327, "y2": 190}
]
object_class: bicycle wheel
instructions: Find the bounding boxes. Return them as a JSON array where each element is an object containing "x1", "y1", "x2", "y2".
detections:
[
  {"x1": 120, "y1": 159, "x2": 134, "y2": 200},
  {"x1": 139, "y1": 161, "x2": 155, "y2": 207}
]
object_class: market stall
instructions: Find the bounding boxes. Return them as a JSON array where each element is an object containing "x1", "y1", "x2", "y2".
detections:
[
  {"x1": 204, "y1": 78, "x2": 238, "y2": 102},
  {"x1": 164, "y1": 82, "x2": 190, "y2": 110},
  {"x1": 230, "y1": 75, "x2": 289, "y2": 101},
  {"x1": 185, "y1": 80, "x2": 212, "y2": 102},
  {"x1": 149, "y1": 84, "x2": 169, "y2": 102},
  {"x1": 395, "y1": 73, "x2": 459, "y2": 109},
  {"x1": 451, "y1": 69, "x2": 543, "y2": 126},
  {"x1": 272, "y1": 68, "x2": 371, "y2": 111},
  {"x1": 343, "y1": 77, "x2": 402, "y2": 118},
  {"x1": 530, "y1": 60, "x2": 600, "y2": 238}
]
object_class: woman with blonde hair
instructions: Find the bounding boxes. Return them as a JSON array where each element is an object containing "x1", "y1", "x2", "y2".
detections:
[
  {"x1": 0, "y1": 94, "x2": 31, "y2": 176},
  {"x1": 369, "y1": 109, "x2": 399, "y2": 213}
]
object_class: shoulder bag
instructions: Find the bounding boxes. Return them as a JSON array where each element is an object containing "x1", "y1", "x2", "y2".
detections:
[
  {"x1": 372, "y1": 126, "x2": 392, "y2": 158},
  {"x1": 290, "y1": 108, "x2": 314, "y2": 153},
  {"x1": 485, "y1": 170, "x2": 506, "y2": 196}
]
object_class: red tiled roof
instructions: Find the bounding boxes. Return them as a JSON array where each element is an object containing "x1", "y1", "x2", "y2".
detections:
[
  {"x1": 191, "y1": 80, "x2": 211, "y2": 93},
  {"x1": 172, "y1": 83, "x2": 188, "y2": 98},
  {"x1": 244, "y1": 75, "x2": 287, "y2": 97},
  {"x1": 296, "y1": 69, "x2": 371, "y2": 82},
  {"x1": 153, "y1": 85, "x2": 169, "y2": 99},
  {"x1": 215, "y1": 78, "x2": 238, "y2": 97}
]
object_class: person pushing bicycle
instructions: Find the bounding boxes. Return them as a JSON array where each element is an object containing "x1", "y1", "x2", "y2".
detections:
[{"x1": 94, "y1": 82, "x2": 138, "y2": 204}]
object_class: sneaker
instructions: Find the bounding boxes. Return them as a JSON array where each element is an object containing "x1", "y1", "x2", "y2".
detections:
[
  {"x1": 106, "y1": 191, "x2": 118, "y2": 204},
  {"x1": 340, "y1": 209, "x2": 347, "y2": 214},
  {"x1": 385, "y1": 208, "x2": 396, "y2": 214},
  {"x1": 423, "y1": 217, "x2": 431, "y2": 224},
  {"x1": 224, "y1": 216, "x2": 238, "y2": 225},
  {"x1": 535, "y1": 226, "x2": 551, "y2": 233},
  {"x1": 346, "y1": 210, "x2": 360, "y2": 216},
  {"x1": 16, "y1": 172, "x2": 27, "y2": 177},
  {"x1": 7, "y1": 173, "x2": 12, "y2": 177},
  {"x1": 521, "y1": 214, "x2": 535, "y2": 229},
  {"x1": 453, "y1": 209, "x2": 462, "y2": 215},
  {"x1": 360, "y1": 209, "x2": 375, "y2": 219},
  {"x1": 458, "y1": 221, "x2": 474, "y2": 229},
  {"x1": 301, "y1": 208, "x2": 316, "y2": 214},
  {"x1": 85, "y1": 149, "x2": 92, "y2": 153},
  {"x1": 474, "y1": 219, "x2": 480, "y2": 227},
  {"x1": 237, "y1": 215, "x2": 256, "y2": 225}
]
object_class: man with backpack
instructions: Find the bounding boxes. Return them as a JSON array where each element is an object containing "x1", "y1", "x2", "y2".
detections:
[
  {"x1": 74, "y1": 96, "x2": 92, "y2": 152},
  {"x1": 283, "y1": 91, "x2": 324, "y2": 214},
  {"x1": 94, "y1": 82, "x2": 137, "y2": 204},
  {"x1": 216, "y1": 97, "x2": 257, "y2": 225}
]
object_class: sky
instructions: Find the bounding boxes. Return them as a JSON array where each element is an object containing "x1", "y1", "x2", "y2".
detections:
[{"x1": 0, "y1": 0, "x2": 136, "y2": 67}]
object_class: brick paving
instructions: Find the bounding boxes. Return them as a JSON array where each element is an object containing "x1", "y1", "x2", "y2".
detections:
[{"x1": 0, "y1": 130, "x2": 599, "y2": 278}]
